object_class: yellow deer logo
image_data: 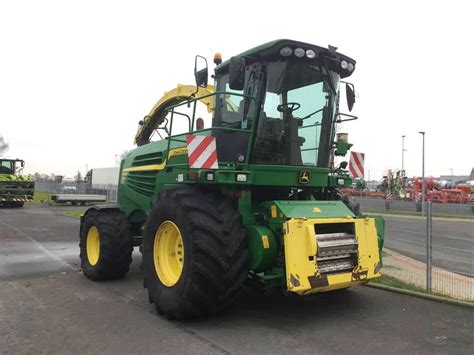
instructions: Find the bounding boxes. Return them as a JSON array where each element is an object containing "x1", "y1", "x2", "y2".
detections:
[{"x1": 299, "y1": 170, "x2": 311, "y2": 184}]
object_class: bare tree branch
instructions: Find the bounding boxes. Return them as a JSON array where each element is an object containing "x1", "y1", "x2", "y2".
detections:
[{"x1": 0, "y1": 135, "x2": 9, "y2": 156}]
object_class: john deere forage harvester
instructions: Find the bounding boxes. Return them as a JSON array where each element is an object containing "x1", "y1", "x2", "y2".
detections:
[{"x1": 79, "y1": 39, "x2": 384, "y2": 319}]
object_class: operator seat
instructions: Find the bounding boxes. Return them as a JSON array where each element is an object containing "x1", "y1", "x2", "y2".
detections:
[{"x1": 253, "y1": 114, "x2": 285, "y2": 164}]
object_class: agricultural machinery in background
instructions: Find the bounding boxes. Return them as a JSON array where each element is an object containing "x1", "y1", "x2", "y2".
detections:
[
  {"x1": 341, "y1": 167, "x2": 473, "y2": 212},
  {"x1": 0, "y1": 158, "x2": 34, "y2": 207}
]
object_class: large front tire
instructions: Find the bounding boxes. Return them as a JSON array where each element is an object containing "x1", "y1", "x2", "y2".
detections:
[
  {"x1": 142, "y1": 187, "x2": 248, "y2": 320},
  {"x1": 80, "y1": 209, "x2": 133, "y2": 280}
]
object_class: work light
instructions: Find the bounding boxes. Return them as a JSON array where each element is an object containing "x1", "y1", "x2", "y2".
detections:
[
  {"x1": 306, "y1": 49, "x2": 316, "y2": 59},
  {"x1": 294, "y1": 48, "x2": 305, "y2": 58},
  {"x1": 280, "y1": 47, "x2": 292, "y2": 56}
]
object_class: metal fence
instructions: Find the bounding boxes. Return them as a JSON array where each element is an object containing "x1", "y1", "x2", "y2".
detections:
[
  {"x1": 34, "y1": 181, "x2": 118, "y2": 202},
  {"x1": 353, "y1": 196, "x2": 473, "y2": 217},
  {"x1": 380, "y1": 201, "x2": 473, "y2": 301}
]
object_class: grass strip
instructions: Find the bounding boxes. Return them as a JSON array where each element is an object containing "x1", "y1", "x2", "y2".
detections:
[
  {"x1": 370, "y1": 274, "x2": 473, "y2": 306},
  {"x1": 63, "y1": 210, "x2": 85, "y2": 219}
]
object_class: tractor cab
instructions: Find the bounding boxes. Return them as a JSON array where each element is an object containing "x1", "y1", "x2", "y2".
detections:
[
  {"x1": 0, "y1": 159, "x2": 24, "y2": 175},
  {"x1": 212, "y1": 40, "x2": 357, "y2": 169}
]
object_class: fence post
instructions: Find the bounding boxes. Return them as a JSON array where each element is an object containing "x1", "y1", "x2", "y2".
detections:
[{"x1": 426, "y1": 201, "x2": 432, "y2": 294}]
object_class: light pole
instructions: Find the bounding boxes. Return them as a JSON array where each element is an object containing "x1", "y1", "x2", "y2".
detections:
[
  {"x1": 402, "y1": 135, "x2": 406, "y2": 172},
  {"x1": 418, "y1": 132, "x2": 425, "y2": 215}
]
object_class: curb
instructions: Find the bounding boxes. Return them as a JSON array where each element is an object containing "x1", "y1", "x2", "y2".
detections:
[{"x1": 366, "y1": 283, "x2": 474, "y2": 309}]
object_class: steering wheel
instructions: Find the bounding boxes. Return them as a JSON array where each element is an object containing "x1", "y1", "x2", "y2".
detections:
[{"x1": 277, "y1": 102, "x2": 301, "y2": 114}]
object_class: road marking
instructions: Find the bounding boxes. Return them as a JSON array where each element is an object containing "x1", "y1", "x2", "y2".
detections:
[
  {"x1": 388, "y1": 227, "x2": 473, "y2": 242},
  {"x1": 0, "y1": 220, "x2": 76, "y2": 271},
  {"x1": 366, "y1": 212, "x2": 473, "y2": 223}
]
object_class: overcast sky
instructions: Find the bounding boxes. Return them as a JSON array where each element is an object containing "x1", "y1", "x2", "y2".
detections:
[{"x1": 1, "y1": 0, "x2": 472, "y2": 179}]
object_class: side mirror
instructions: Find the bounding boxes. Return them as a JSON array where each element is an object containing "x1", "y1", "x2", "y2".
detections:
[
  {"x1": 346, "y1": 83, "x2": 355, "y2": 112},
  {"x1": 229, "y1": 56, "x2": 245, "y2": 90},
  {"x1": 194, "y1": 55, "x2": 208, "y2": 88}
]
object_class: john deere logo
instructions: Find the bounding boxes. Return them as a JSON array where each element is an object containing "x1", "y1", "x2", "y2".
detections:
[{"x1": 299, "y1": 170, "x2": 311, "y2": 184}]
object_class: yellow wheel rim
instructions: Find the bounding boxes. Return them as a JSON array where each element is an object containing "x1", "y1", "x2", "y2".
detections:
[
  {"x1": 153, "y1": 220, "x2": 184, "y2": 287},
  {"x1": 86, "y1": 226, "x2": 100, "y2": 266}
]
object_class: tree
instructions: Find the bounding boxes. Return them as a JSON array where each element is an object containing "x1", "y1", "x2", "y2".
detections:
[{"x1": 0, "y1": 135, "x2": 9, "y2": 156}]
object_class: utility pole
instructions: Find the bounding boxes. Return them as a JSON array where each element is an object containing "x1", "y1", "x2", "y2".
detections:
[
  {"x1": 402, "y1": 135, "x2": 406, "y2": 172},
  {"x1": 418, "y1": 132, "x2": 425, "y2": 215}
]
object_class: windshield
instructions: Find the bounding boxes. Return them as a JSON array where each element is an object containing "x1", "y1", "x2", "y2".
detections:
[
  {"x1": 0, "y1": 160, "x2": 15, "y2": 174},
  {"x1": 253, "y1": 61, "x2": 338, "y2": 166}
]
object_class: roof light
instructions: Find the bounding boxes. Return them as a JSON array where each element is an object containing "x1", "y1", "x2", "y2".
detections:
[
  {"x1": 347, "y1": 63, "x2": 354, "y2": 72},
  {"x1": 294, "y1": 48, "x2": 305, "y2": 58},
  {"x1": 280, "y1": 47, "x2": 292, "y2": 57},
  {"x1": 306, "y1": 49, "x2": 316, "y2": 59},
  {"x1": 341, "y1": 60, "x2": 348, "y2": 70}
]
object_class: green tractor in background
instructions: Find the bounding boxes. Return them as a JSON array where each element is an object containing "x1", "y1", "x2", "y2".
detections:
[
  {"x1": 79, "y1": 39, "x2": 385, "y2": 319},
  {"x1": 0, "y1": 159, "x2": 34, "y2": 207}
]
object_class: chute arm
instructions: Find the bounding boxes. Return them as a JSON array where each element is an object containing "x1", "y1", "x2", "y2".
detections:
[{"x1": 134, "y1": 84, "x2": 215, "y2": 146}]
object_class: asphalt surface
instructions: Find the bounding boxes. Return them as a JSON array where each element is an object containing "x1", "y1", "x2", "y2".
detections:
[
  {"x1": 383, "y1": 215, "x2": 474, "y2": 276},
  {"x1": 1, "y1": 205, "x2": 473, "y2": 354}
]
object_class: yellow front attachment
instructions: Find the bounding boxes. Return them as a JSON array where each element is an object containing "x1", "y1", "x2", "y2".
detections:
[
  {"x1": 153, "y1": 221, "x2": 185, "y2": 287},
  {"x1": 86, "y1": 226, "x2": 100, "y2": 266},
  {"x1": 283, "y1": 217, "x2": 381, "y2": 295}
]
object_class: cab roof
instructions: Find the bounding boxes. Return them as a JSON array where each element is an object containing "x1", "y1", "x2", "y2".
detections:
[{"x1": 215, "y1": 39, "x2": 356, "y2": 78}]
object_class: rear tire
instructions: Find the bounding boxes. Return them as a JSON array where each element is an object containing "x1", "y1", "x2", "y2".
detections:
[
  {"x1": 142, "y1": 187, "x2": 248, "y2": 320},
  {"x1": 80, "y1": 209, "x2": 133, "y2": 280}
]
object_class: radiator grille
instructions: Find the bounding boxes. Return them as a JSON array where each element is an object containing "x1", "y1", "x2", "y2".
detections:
[
  {"x1": 126, "y1": 171, "x2": 156, "y2": 196},
  {"x1": 131, "y1": 152, "x2": 163, "y2": 167}
]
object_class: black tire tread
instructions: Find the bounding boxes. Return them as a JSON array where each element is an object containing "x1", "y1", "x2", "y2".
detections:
[
  {"x1": 142, "y1": 187, "x2": 248, "y2": 320},
  {"x1": 80, "y1": 209, "x2": 133, "y2": 281}
]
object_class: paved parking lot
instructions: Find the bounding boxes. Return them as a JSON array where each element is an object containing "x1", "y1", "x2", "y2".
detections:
[{"x1": 1, "y1": 205, "x2": 473, "y2": 354}]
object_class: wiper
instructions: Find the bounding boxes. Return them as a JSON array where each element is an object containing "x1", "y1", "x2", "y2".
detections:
[{"x1": 301, "y1": 108, "x2": 324, "y2": 120}]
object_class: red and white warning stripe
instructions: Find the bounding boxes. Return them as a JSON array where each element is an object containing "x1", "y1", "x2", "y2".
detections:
[
  {"x1": 186, "y1": 134, "x2": 219, "y2": 169},
  {"x1": 349, "y1": 151, "x2": 365, "y2": 178}
]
